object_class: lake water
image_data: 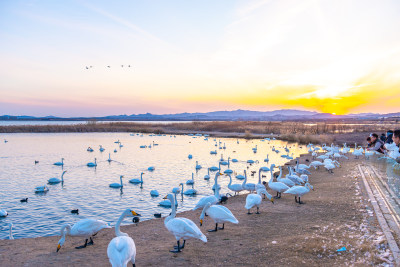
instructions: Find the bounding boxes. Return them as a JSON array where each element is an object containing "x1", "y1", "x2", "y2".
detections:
[
  {"x1": 0, "y1": 133, "x2": 307, "y2": 239},
  {"x1": 0, "y1": 121, "x2": 192, "y2": 126}
]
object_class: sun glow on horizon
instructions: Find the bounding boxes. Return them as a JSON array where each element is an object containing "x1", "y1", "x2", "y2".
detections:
[{"x1": 0, "y1": 0, "x2": 400, "y2": 116}]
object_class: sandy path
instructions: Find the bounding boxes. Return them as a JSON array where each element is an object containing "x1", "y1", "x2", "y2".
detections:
[{"x1": 0, "y1": 154, "x2": 391, "y2": 266}]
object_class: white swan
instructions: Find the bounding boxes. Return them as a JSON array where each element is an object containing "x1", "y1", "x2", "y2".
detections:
[
  {"x1": 242, "y1": 170, "x2": 256, "y2": 192},
  {"x1": 48, "y1": 170, "x2": 67, "y2": 184},
  {"x1": 164, "y1": 193, "x2": 207, "y2": 252},
  {"x1": 283, "y1": 182, "x2": 314, "y2": 204},
  {"x1": 195, "y1": 161, "x2": 202, "y2": 170},
  {"x1": 256, "y1": 165, "x2": 275, "y2": 190},
  {"x1": 54, "y1": 158, "x2": 64, "y2": 166},
  {"x1": 268, "y1": 167, "x2": 290, "y2": 199},
  {"x1": 99, "y1": 145, "x2": 105, "y2": 152},
  {"x1": 150, "y1": 190, "x2": 159, "y2": 197},
  {"x1": 172, "y1": 183, "x2": 183, "y2": 194},
  {"x1": 228, "y1": 174, "x2": 243, "y2": 195},
  {"x1": 129, "y1": 173, "x2": 144, "y2": 184},
  {"x1": 309, "y1": 160, "x2": 324, "y2": 170},
  {"x1": 199, "y1": 202, "x2": 238, "y2": 232},
  {"x1": 87, "y1": 158, "x2": 97, "y2": 167},
  {"x1": 0, "y1": 209, "x2": 8, "y2": 217},
  {"x1": 35, "y1": 185, "x2": 49, "y2": 193},
  {"x1": 264, "y1": 154, "x2": 269, "y2": 162},
  {"x1": 276, "y1": 166, "x2": 295, "y2": 187},
  {"x1": 107, "y1": 209, "x2": 138, "y2": 267},
  {"x1": 204, "y1": 168, "x2": 210, "y2": 180},
  {"x1": 110, "y1": 175, "x2": 124, "y2": 188},
  {"x1": 186, "y1": 173, "x2": 195, "y2": 185},
  {"x1": 107, "y1": 153, "x2": 112, "y2": 162},
  {"x1": 245, "y1": 188, "x2": 274, "y2": 214},
  {"x1": 193, "y1": 173, "x2": 223, "y2": 210},
  {"x1": 57, "y1": 219, "x2": 111, "y2": 251},
  {"x1": 8, "y1": 223, "x2": 14, "y2": 239},
  {"x1": 159, "y1": 191, "x2": 178, "y2": 207},
  {"x1": 183, "y1": 184, "x2": 197, "y2": 195}
]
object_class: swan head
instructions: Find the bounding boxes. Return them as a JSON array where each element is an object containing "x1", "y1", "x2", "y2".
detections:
[
  {"x1": 120, "y1": 175, "x2": 124, "y2": 178},
  {"x1": 164, "y1": 193, "x2": 174, "y2": 202}
]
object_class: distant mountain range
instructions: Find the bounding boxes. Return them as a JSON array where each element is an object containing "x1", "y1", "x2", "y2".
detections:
[{"x1": 1, "y1": 109, "x2": 399, "y2": 121}]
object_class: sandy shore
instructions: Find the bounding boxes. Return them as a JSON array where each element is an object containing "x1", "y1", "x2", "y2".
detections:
[{"x1": 0, "y1": 153, "x2": 392, "y2": 266}]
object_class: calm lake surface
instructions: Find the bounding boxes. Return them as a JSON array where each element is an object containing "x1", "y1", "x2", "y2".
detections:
[
  {"x1": 0, "y1": 133, "x2": 307, "y2": 239},
  {"x1": 0, "y1": 121, "x2": 192, "y2": 126}
]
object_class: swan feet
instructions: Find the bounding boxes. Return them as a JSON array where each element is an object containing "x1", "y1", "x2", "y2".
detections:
[
  {"x1": 255, "y1": 207, "x2": 260, "y2": 214},
  {"x1": 208, "y1": 223, "x2": 219, "y2": 232},
  {"x1": 75, "y1": 239, "x2": 89, "y2": 249},
  {"x1": 295, "y1": 196, "x2": 305, "y2": 204},
  {"x1": 218, "y1": 224, "x2": 225, "y2": 230},
  {"x1": 173, "y1": 240, "x2": 186, "y2": 250},
  {"x1": 170, "y1": 241, "x2": 183, "y2": 253},
  {"x1": 247, "y1": 209, "x2": 252, "y2": 215}
]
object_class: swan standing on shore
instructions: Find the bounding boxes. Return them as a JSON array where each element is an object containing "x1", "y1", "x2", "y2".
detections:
[
  {"x1": 199, "y1": 202, "x2": 238, "y2": 232},
  {"x1": 48, "y1": 170, "x2": 67, "y2": 184},
  {"x1": 276, "y1": 166, "x2": 295, "y2": 187},
  {"x1": 57, "y1": 219, "x2": 111, "y2": 251},
  {"x1": 193, "y1": 173, "x2": 223, "y2": 210},
  {"x1": 164, "y1": 193, "x2": 207, "y2": 253},
  {"x1": 245, "y1": 188, "x2": 274, "y2": 214},
  {"x1": 228, "y1": 174, "x2": 243, "y2": 195},
  {"x1": 283, "y1": 183, "x2": 314, "y2": 204},
  {"x1": 268, "y1": 168, "x2": 289, "y2": 199},
  {"x1": 107, "y1": 209, "x2": 139, "y2": 267}
]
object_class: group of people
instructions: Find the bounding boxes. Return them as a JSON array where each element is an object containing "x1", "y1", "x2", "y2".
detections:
[{"x1": 366, "y1": 130, "x2": 400, "y2": 163}]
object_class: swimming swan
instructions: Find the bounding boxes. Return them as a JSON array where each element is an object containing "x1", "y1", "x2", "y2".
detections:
[
  {"x1": 57, "y1": 219, "x2": 110, "y2": 251},
  {"x1": 164, "y1": 193, "x2": 207, "y2": 253},
  {"x1": 0, "y1": 209, "x2": 8, "y2": 217},
  {"x1": 107, "y1": 209, "x2": 139, "y2": 267},
  {"x1": 87, "y1": 158, "x2": 97, "y2": 167},
  {"x1": 48, "y1": 170, "x2": 67, "y2": 184},
  {"x1": 54, "y1": 158, "x2": 64, "y2": 166},
  {"x1": 199, "y1": 202, "x2": 238, "y2": 232},
  {"x1": 129, "y1": 173, "x2": 144, "y2": 184},
  {"x1": 110, "y1": 175, "x2": 124, "y2": 188}
]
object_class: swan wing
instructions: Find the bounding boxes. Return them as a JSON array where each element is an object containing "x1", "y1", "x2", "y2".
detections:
[
  {"x1": 284, "y1": 186, "x2": 307, "y2": 196},
  {"x1": 107, "y1": 236, "x2": 136, "y2": 267},
  {"x1": 71, "y1": 219, "x2": 110, "y2": 236},
  {"x1": 208, "y1": 205, "x2": 238, "y2": 224},
  {"x1": 193, "y1": 196, "x2": 217, "y2": 210},
  {"x1": 245, "y1": 194, "x2": 261, "y2": 209},
  {"x1": 166, "y1": 218, "x2": 207, "y2": 242}
]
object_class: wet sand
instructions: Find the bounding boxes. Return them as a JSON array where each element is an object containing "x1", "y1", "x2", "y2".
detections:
[{"x1": 0, "y1": 153, "x2": 392, "y2": 266}]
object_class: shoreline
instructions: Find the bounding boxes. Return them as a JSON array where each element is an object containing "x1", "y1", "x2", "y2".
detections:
[{"x1": 0, "y1": 152, "x2": 393, "y2": 266}]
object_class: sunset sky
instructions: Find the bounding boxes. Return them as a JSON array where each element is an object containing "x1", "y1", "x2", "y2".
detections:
[{"x1": 1, "y1": 0, "x2": 400, "y2": 117}]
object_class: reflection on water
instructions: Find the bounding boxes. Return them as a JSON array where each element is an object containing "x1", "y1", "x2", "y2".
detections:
[{"x1": 0, "y1": 133, "x2": 307, "y2": 239}]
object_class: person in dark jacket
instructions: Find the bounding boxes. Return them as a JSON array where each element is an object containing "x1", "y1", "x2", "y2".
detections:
[
  {"x1": 368, "y1": 133, "x2": 385, "y2": 154},
  {"x1": 385, "y1": 130, "x2": 394, "y2": 144},
  {"x1": 380, "y1": 133, "x2": 386, "y2": 142}
]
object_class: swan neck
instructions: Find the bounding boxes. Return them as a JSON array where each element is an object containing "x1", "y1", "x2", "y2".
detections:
[
  {"x1": 61, "y1": 224, "x2": 71, "y2": 236},
  {"x1": 115, "y1": 210, "x2": 129, "y2": 236},
  {"x1": 228, "y1": 174, "x2": 232, "y2": 186},
  {"x1": 214, "y1": 174, "x2": 220, "y2": 197},
  {"x1": 258, "y1": 170, "x2": 262, "y2": 183},
  {"x1": 120, "y1": 176, "x2": 123, "y2": 186}
]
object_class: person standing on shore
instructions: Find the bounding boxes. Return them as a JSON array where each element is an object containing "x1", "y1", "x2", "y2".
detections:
[
  {"x1": 380, "y1": 133, "x2": 386, "y2": 142},
  {"x1": 367, "y1": 133, "x2": 385, "y2": 154},
  {"x1": 393, "y1": 130, "x2": 400, "y2": 163}
]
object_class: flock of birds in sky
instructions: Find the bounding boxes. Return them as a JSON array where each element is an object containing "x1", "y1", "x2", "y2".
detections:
[
  {"x1": 0, "y1": 134, "x2": 387, "y2": 267},
  {"x1": 85, "y1": 65, "x2": 133, "y2": 70}
]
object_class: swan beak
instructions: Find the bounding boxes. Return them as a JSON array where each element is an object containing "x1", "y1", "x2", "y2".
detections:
[
  {"x1": 200, "y1": 219, "x2": 203, "y2": 226},
  {"x1": 163, "y1": 195, "x2": 168, "y2": 199},
  {"x1": 131, "y1": 210, "x2": 138, "y2": 216},
  {"x1": 270, "y1": 198, "x2": 275, "y2": 204},
  {"x1": 57, "y1": 244, "x2": 61, "y2": 252}
]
